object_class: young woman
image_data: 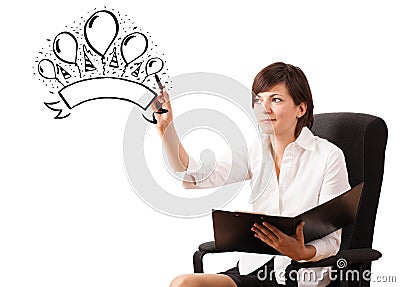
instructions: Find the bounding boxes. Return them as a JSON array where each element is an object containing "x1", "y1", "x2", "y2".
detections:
[{"x1": 153, "y1": 62, "x2": 350, "y2": 287}]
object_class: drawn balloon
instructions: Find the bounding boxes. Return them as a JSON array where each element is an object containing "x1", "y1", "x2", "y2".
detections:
[
  {"x1": 145, "y1": 57, "x2": 164, "y2": 76},
  {"x1": 121, "y1": 32, "x2": 148, "y2": 66},
  {"x1": 53, "y1": 32, "x2": 78, "y2": 64},
  {"x1": 38, "y1": 59, "x2": 56, "y2": 79},
  {"x1": 84, "y1": 10, "x2": 119, "y2": 58}
]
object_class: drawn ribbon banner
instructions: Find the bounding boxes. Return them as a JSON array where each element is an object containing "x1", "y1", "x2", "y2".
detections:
[{"x1": 46, "y1": 77, "x2": 158, "y2": 121}]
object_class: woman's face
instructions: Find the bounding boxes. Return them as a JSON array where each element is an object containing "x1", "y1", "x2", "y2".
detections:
[{"x1": 253, "y1": 83, "x2": 306, "y2": 138}]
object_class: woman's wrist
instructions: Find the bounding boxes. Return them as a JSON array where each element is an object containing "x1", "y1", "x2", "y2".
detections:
[
  {"x1": 300, "y1": 245, "x2": 317, "y2": 261},
  {"x1": 158, "y1": 121, "x2": 175, "y2": 138},
  {"x1": 291, "y1": 245, "x2": 317, "y2": 261}
]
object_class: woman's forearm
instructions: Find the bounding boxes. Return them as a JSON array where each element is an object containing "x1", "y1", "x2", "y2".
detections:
[
  {"x1": 152, "y1": 88, "x2": 189, "y2": 173},
  {"x1": 159, "y1": 123, "x2": 189, "y2": 172}
]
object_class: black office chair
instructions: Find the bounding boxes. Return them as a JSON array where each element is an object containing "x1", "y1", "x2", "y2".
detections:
[{"x1": 193, "y1": 113, "x2": 388, "y2": 287}]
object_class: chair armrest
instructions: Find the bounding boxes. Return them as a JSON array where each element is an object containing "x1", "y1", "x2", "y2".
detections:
[
  {"x1": 198, "y1": 241, "x2": 231, "y2": 253},
  {"x1": 289, "y1": 248, "x2": 382, "y2": 270},
  {"x1": 193, "y1": 241, "x2": 235, "y2": 273},
  {"x1": 193, "y1": 241, "x2": 281, "y2": 273}
]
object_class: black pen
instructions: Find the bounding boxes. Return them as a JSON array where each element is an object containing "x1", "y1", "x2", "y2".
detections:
[
  {"x1": 153, "y1": 74, "x2": 168, "y2": 114},
  {"x1": 154, "y1": 74, "x2": 164, "y2": 90}
]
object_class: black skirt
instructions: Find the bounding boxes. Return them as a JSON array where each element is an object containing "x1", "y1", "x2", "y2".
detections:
[{"x1": 218, "y1": 259, "x2": 283, "y2": 287}]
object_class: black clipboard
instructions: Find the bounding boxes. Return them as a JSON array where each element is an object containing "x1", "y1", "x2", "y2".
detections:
[{"x1": 212, "y1": 182, "x2": 363, "y2": 254}]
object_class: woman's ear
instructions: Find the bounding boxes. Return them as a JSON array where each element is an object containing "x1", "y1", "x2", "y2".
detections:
[{"x1": 297, "y1": 102, "x2": 307, "y2": 118}]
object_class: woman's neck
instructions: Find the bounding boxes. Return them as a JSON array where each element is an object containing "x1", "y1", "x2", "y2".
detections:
[
  {"x1": 270, "y1": 133, "x2": 296, "y2": 181},
  {"x1": 272, "y1": 133, "x2": 296, "y2": 160}
]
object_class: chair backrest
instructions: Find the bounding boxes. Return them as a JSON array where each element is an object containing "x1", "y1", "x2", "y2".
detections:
[{"x1": 311, "y1": 113, "x2": 388, "y2": 250}]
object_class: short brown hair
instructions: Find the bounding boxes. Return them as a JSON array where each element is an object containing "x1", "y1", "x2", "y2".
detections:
[{"x1": 252, "y1": 62, "x2": 314, "y2": 138}]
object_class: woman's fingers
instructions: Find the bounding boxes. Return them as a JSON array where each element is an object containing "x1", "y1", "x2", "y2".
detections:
[
  {"x1": 295, "y1": 222, "x2": 305, "y2": 242},
  {"x1": 161, "y1": 86, "x2": 169, "y2": 101},
  {"x1": 262, "y1": 222, "x2": 284, "y2": 239},
  {"x1": 153, "y1": 88, "x2": 171, "y2": 110},
  {"x1": 150, "y1": 98, "x2": 157, "y2": 112},
  {"x1": 254, "y1": 231, "x2": 274, "y2": 246},
  {"x1": 252, "y1": 223, "x2": 279, "y2": 241},
  {"x1": 150, "y1": 98, "x2": 161, "y2": 112},
  {"x1": 252, "y1": 221, "x2": 309, "y2": 260},
  {"x1": 151, "y1": 95, "x2": 166, "y2": 112}
]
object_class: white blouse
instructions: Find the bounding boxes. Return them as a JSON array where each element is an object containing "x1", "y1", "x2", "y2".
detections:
[{"x1": 185, "y1": 127, "x2": 351, "y2": 286}]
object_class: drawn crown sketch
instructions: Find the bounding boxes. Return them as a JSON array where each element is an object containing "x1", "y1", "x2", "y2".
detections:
[{"x1": 36, "y1": 9, "x2": 167, "y2": 124}]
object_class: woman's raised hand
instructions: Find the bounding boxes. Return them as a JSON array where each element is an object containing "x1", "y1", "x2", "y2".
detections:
[{"x1": 152, "y1": 87, "x2": 173, "y2": 136}]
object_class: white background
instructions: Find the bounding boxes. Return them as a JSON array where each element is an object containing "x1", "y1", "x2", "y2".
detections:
[{"x1": 1, "y1": 1, "x2": 399, "y2": 286}]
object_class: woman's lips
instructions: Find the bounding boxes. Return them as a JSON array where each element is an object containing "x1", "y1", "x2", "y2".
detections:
[{"x1": 260, "y1": 119, "x2": 276, "y2": 122}]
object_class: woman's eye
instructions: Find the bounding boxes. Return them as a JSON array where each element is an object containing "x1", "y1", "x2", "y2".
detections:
[
  {"x1": 254, "y1": 98, "x2": 261, "y2": 104},
  {"x1": 272, "y1": 97, "x2": 282, "y2": 103}
]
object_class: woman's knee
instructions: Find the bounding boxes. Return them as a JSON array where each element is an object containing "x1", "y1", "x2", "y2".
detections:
[
  {"x1": 169, "y1": 273, "x2": 237, "y2": 287},
  {"x1": 169, "y1": 274, "x2": 200, "y2": 287}
]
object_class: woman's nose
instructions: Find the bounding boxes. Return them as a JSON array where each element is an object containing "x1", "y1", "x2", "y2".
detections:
[{"x1": 262, "y1": 100, "x2": 272, "y2": 113}]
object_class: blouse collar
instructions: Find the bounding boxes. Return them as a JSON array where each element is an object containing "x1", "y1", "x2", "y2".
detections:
[
  {"x1": 294, "y1": 127, "x2": 316, "y2": 151},
  {"x1": 262, "y1": 126, "x2": 316, "y2": 152}
]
